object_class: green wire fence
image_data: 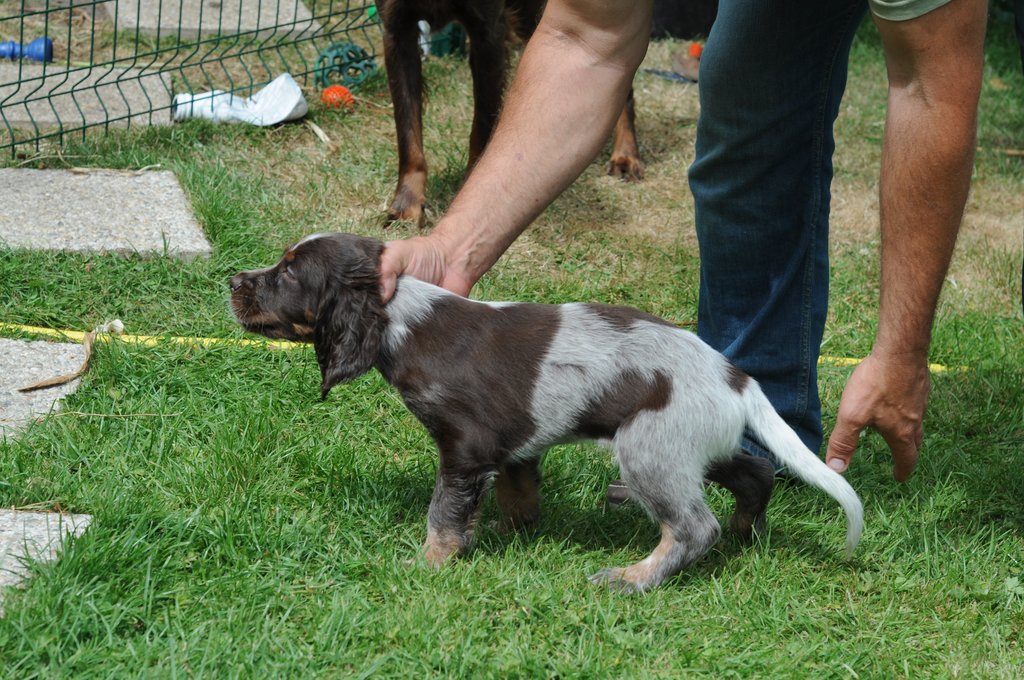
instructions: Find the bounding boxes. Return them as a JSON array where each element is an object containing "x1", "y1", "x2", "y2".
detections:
[{"x1": 0, "y1": 0, "x2": 379, "y2": 156}]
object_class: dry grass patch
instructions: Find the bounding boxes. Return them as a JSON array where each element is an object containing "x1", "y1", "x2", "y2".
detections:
[{"x1": 830, "y1": 174, "x2": 1023, "y2": 315}]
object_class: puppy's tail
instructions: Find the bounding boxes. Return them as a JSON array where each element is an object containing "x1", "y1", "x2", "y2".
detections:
[{"x1": 742, "y1": 381, "x2": 863, "y2": 557}]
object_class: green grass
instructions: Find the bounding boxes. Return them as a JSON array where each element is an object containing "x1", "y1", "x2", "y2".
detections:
[{"x1": 1, "y1": 15, "x2": 1022, "y2": 678}]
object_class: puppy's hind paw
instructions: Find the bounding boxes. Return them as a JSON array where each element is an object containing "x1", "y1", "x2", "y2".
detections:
[
  {"x1": 402, "y1": 552, "x2": 439, "y2": 570},
  {"x1": 728, "y1": 511, "x2": 768, "y2": 543},
  {"x1": 587, "y1": 567, "x2": 647, "y2": 595}
]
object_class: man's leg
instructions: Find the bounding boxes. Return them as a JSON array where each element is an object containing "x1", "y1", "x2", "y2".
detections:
[{"x1": 689, "y1": 0, "x2": 867, "y2": 462}]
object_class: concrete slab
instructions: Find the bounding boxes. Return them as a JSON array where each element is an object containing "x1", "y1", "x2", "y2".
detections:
[
  {"x1": 0, "y1": 169, "x2": 211, "y2": 258},
  {"x1": 0, "y1": 64, "x2": 172, "y2": 131},
  {"x1": 101, "y1": 0, "x2": 321, "y2": 40},
  {"x1": 0, "y1": 338, "x2": 87, "y2": 438},
  {"x1": 0, "y1": 510, "x2": 92, "y2": 616}
]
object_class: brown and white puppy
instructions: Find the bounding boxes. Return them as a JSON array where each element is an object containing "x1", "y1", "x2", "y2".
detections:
[
  {"x1": 376, "y1": 0, "x2": 644, "y2": 229},
  {"x1": 230, "y1": 233, "x2": 863, "y2": 592}
]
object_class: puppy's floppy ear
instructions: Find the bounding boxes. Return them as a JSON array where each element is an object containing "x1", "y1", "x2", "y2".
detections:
[{"x1": 314, "y1": 236, "x2": 387, "y2": 399}]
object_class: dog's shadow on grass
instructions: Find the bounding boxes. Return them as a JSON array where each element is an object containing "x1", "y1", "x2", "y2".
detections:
[
  {"x1": 476, "y1": 480, "x2": 837, "y2": 575},
  {"x1": 320, "y1": 450, "x2": 844, "y2": 575},
  {"x1": 316, "y1": 459, "x2": 855, "y2": 596}
]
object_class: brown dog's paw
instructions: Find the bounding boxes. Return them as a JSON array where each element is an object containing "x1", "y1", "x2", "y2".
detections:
[
  {"x1": 384, "y1": 206, "x2": 425, "y2": 230},
  {"x1": 385, "y1": 188, "x2": 426, "y2": 229},
  {"x1": 607, "y1": 154, "x2": 645, "y2": 182}
]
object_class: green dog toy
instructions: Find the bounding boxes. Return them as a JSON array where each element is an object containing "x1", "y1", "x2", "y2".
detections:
[{"x1": 314, "y1": 42, "x2": 378, "y2": 90}]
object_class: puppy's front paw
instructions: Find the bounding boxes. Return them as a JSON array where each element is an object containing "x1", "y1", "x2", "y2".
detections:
[
  {"x1": 420, "y1": 526, "x2": 463, "y2": 567},
  {"x1": 421, "y1": 545, "x2": 453, "y2": 568},
  {"x1": 489, "y1": 510, "x2": 540, "y2": 535},
  {"x1": 487, "y1": 518, "x2": 526, "y2": 535}
]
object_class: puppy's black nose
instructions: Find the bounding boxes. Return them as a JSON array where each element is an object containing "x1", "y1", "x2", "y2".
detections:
[{"x1": 229, "y1": 274, "x2": 247, "y2": 292}]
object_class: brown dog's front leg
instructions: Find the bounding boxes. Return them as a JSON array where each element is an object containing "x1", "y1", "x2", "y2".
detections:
[
  {"x1": 607, "y1": 87, "x2": 644, "y2": 181},
  {"x1": 382, "y1": 13, "x2": 428, "y2": 228}
]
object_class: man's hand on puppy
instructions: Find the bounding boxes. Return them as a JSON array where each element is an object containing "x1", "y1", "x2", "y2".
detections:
[
  {"x1": 825, "y1": 352, "x2": 931, "y2": 482},
  {"x1": 380, "y1": 235, "x2": 475, "y2": 302}
]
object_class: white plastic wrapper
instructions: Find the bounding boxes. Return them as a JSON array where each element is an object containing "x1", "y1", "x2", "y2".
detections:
[{"x1": 171, "y1": 73, "x2": 308, "y2": 126}]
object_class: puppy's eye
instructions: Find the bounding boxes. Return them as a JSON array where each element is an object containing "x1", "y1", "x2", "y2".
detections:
[{"x1": 279, "y1": 266, "x2": 297, "y2": 282}]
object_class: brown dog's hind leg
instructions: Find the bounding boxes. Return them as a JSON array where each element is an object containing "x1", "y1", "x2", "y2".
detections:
[
  {"x1": 493, "y1": 458, "x2": 541, "y2": 533},
  {"x1": 705, "y1": 453, "x2": 775, "y2": 541},
  {"x1": 607, "y1": 88, "x2": 644, "y2": 181}
]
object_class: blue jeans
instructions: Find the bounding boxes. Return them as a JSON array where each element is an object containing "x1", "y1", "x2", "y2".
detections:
[{"x1": 689, "y1": 0, "x2": 867, "y2": 462}]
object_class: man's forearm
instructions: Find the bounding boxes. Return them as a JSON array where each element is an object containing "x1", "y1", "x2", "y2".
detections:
[
  {"x1": 875, "y1": 101, "x2": 975, "y2": 358},
  {"x1": 432, "y1": 0, "x2": 652, "y2": 285}
]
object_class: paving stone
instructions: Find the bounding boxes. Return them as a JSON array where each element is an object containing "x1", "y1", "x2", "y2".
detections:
[
  {"x1": 0, "y1": 168, "x2": 211, "y2": 258},
  {"x1": 0, "y1": 64, "x2": 172, "y2": 131},
  {"x1": 0, "y1": 510, "x2": 92, "y2": 616},
  {"x1": 0, "y1": 338, "x2": 87, "y2": 438},
  {"x1": 101, "y1": 0, "x2": 321, "y2": 40}
]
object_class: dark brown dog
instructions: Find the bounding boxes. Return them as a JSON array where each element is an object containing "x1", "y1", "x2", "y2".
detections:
[{"x1": 377, "y1": 0, "x2": 644, "y2": 228}]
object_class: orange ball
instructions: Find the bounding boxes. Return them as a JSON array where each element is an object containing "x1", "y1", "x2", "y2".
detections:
[
  {"x1": 321, "y1": 84, "x2": 355, "y2": 109},
  {"x1": 688, "y1": 42, "x2": 704, "y2": 59}
]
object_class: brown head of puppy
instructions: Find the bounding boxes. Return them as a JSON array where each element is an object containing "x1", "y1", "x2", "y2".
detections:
[{"x1": 229, "y1": 233, "x2": 386, "y2": 399}]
